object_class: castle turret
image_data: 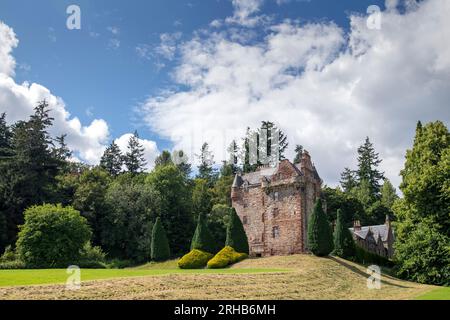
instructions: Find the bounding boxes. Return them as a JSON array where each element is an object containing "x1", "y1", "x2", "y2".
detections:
[{"x1": 231, "y1": 174, "x2": 243, "y2": 201}]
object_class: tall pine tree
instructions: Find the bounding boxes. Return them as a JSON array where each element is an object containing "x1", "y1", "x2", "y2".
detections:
[
  {"x1": 340, "y1": 167, "x2": 357, "y2": 192},
  {"x1": 197, "y1": 143, "x2": 217, "y2": 186},
  {"x1": 124, "y1": 131, "x2": 147, "y2": 173},
  {"x1": 100, "y1": 140, "x2": 123, "y2": 176},
  {"x1": 356, "y1": 137, "x2": 384, "y2": 197}
]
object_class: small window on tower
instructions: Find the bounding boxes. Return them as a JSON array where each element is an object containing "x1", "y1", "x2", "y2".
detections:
[
  {"x1": 274, "y1": 192, "x2": 279, "y2": 201},
  {"x1": 272, "y1": 226, "x2": 280, "y2": 238},
  {"x1": 243, "y1": 216, "x2": 248, "y2": 225},
  {"x1": 272, "y1": 207, "x2": 279, "y2": 218}
]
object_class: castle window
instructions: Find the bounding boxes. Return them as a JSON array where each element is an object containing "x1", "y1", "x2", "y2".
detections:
[
  {"x1": 272, "y1": 207, "x2": 279, "y2": 218},
  {"x1": 243, "y1": 216, "x2": 248, "y2": 225},
  {"x1": 274, "y1": 192, "x2": 279, "y2": 201},
  {"x1": 272, "y1": 226, "x2": 280, "y2": 238}
]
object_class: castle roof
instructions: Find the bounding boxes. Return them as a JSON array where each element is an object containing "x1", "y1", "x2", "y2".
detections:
[{"x1": 349, "y1": 224, "x2": 390, "y2": 242}]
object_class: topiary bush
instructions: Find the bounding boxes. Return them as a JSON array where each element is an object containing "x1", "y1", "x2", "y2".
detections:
[
  {"x1": 177, "y1": 249, "x2": 213, "y2": 269},
  {"x1": 191, "y1": 213, "x2": 218, "y2": 254},
  {"x1": 16, "y1": 204, "x2": 92, "y2": 268},
  {"x1": 207, "y1": 246, "x2": 248, "y2": 269},
  {"x1": 151, "y1": 217, "x2": 171, "y2": 261},
  {"x1": 225, "y1": 208, "x2": 249, "y2": 254},
  {"x1": 307, "y1": 199, "x2": 333, "y2": 257}
]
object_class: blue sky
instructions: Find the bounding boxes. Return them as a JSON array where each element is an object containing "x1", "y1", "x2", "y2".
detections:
[
  {"x1": 1, "y1": 0, "x2": 384, "y2": 150},
  {"x1": 1, "y1": 0, "x2": 448, "y2": 188}
]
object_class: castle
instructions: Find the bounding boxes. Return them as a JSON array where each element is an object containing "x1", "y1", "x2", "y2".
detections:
[{"x1": 231, "y1": 151, "x2": 322, "y2": 257}]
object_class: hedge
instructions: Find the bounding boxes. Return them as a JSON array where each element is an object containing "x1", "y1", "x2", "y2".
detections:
[
  {"x1": 178, "y1": 249, "x2": 214, "y2": 269},
  {"x1": 207, "y1": 246, "x2": 248, "y2": 269}
]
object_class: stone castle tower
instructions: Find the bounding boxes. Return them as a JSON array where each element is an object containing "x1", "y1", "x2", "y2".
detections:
[{"x1": 231, "y1": 151, "x2": 322, "y2": 257}]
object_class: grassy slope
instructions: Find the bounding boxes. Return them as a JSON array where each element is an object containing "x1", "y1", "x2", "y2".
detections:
[{"x1": 0, "y1": 254, "x2": 446, "y2": 300}]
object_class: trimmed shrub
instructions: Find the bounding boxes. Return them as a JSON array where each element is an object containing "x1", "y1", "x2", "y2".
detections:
[
  {"x1": 207, "y1": 246, "x2": 248, "y2": 269},
  {"x1": 16, "y1": 204, "x2": 92, "y2": 268},
  {"x1": 307, "y1": 199, "x2": 333, "y2": 257},
  {"x1": 178, "y1": 249, "x2": 213, "y2": 269},
  {"x1": 151, "y1": 217, "x2": 171, "y2": 261},
  {"x1": 225, "y1": 208, "x2": 249, "y2": 254},
  {"x1": 191, "y1": 213, "x2": 217, "y2": 254},
  {"x1": 333, "y1": 209, "x2": 355, "y2": 258}
]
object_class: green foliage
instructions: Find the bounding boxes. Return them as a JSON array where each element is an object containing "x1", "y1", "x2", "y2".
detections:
[
  {"x1": 100, "y1": 140, "x2": 123, "y2": 176},
  {"x1": 103, "y1": 178, "x2": 161, "y2": 262},
  {"x1": 394, "y1": 121, "x2": 450, "y2": 285},
  {"x1": 356, "y1": 137, "x2": 384, "y2": 196},
  {"x1": 16, "y1": 204, "x2": 91, "y2": 268},
  {"x1": 225, "y1": 208, "x2": 249, "y2": 254},
  {"x1": 307, "y1": 199, "x2": 333, "y2": 257},
  {"x1": 381, "y1": 178, "x2": 398, "y2": 209},
  {"x1": 177, "y1": 249, "x2": 214, "y2": 269},
  {"x1": 207, "y1": 204, "x2": 230, "y2": 248},
  {"x1": 192, "y1": 179, "x2": 213, "y2": 217},
  {"x1": 78, "y1": 242, "x2": 107, "y2": 268},
  {"x1": 146, "y1": 164, "x2": 194, "y2": 255},
  {"x1": 124, "y1": 130, "x2": 147, "y2": 174},
  {"x1": 211, "y1": 174, "x2": 234, "y2": 207},
  {"x1": 293, "y1": 144, "x2": 303, "y2": 164},
  {"x1": 207, "y1": 246, "x2": 248, "y2": 269},
  {"x1": 191, "y1": 212, "x2": 218, "y2": 254},
  {"x1": 339, "y1": 167, "x2": 357, "y2": 193},
  {"x1": 333, "y1": 209, "x2": 355, "y2": 258},
  {"x1": 197, "y1": 143, "x2": 218, "y2": 186},
  {"x1": 151, "y1": 217, "x2": 171, "y2": 261},
  {"x1": 154, "y1": 150, "x2": 173, "y2": 168},
  {"x1": 73, "y1": 167, "x2": 111, "y2": 245},
  {"x1": 354, "y1": 245, "x2": 393, "y2": 267},
  {"x1": 321, "y1": 186, "x2": 363, "y2": 225}
]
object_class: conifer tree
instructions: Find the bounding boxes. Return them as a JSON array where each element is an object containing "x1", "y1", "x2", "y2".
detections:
[
  {"x1": 333, "y1": 209, "x2": 355, "y2": 258},
  {"x1": 197, "y1": 142, "x2": 217, "y2": 186},
  {"x1": 356, "y1": 137, "x2": 384, "y2": 196},
  {"x1": 191, "y1": 212, "x2": 217, "y2": 254},
  {"x1": 340, "y1": 167, "x2": 357, "y2": 193},
  {"x1": 151, "y1": 217, "x2": 171, "y2": 261},
  {"x1": 307, "y1": 199, "x2": 333, "y2": 256},
  {"x1": 124, "y1": 131, "x2": 147, "y2": 173},
  {"x1": 225, "y1": 208, "x2": 249, "y2": 254},
  {"x1": 100, "y1": 140, "x2": 123, "y2": 176}
]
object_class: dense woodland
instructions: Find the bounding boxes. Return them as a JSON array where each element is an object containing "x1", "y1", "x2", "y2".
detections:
[{"x1": 0, "y1": 101, "x2": 448, "y2": 286}]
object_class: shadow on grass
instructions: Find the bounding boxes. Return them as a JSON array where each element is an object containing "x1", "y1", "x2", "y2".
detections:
[{"x1": 327, "y1": 256, "x2": 410, "y2": 288}]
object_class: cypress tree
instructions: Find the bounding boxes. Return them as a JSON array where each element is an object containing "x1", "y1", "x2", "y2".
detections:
[
  {"x1": 333, "y1": 209, "x2": 355, "y2": 258},
  {"x1": 151, "y1": 217, "x2": 170, "y2": 261},
  {"x1": 191, "y1": 212, "x2": 217, "y2": 254},
  {"x1": 225, "y1": 208, "x2": 249, "y2": 254},
  {"x1": 307, "y1": 199, "x2": 333, "y2": 257}
]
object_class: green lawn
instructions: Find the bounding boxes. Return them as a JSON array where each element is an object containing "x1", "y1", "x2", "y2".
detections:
[
  {"x1": 0, "y1": 264, "x2": 288, "y2": 287},
  {"x1": 415, "y1": 287, "x2": 450, "y2": 300}
]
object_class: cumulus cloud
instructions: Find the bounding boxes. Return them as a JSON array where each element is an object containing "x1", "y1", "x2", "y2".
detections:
[
  {"x1": 115, "y1": 133, "x2": 160, "y2": 170},
  {"x1": 140, "y1": 0, "x2": 450, "y2": 189},
  {"x1": 0, "y1": 21, "x2": 141, "y2": 166}
]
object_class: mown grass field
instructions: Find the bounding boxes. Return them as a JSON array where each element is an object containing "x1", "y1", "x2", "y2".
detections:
[{"x1": 0, "y1": 254, "x2": 447, "y2": 300}]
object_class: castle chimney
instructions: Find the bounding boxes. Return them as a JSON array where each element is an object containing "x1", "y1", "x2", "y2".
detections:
[
  {"x1": 385, "y1": 214, "x2": 391, "y2": 228},
  {"x1": 353, "y1": 220, "x2": 361, "y2": 231},
  {"x1": 231, "y1": 174, "x2": 243, "y2": 201}
]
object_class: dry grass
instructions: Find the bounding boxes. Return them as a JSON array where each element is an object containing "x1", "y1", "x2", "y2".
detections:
[{"x1": 0, "y1": 254, "x2": 436, "y2": 300}]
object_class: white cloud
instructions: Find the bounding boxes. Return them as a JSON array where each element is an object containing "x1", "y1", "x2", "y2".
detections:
[
  {"x1": 0, "y1": 22, "x2": 18, "y2": 76},
  {"x1": 115, "y1": 133, "x2": 160, "y2": 171},
  {"x1": 140, "y1": 0, "x2": 450, "y2": 189},
  {"x1": 0, "y1": 21, "x2": 112, "y2": 165},
  {"x1": 226, "y1": 0, "x2": 265, "y2": 26}
]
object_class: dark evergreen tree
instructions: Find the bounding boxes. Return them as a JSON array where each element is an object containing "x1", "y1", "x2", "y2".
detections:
[
  {"x1": 124, "y1": 131, "x2": 147, "y2": 173},
  {"x1": 293, "y1": 144, "x2": 303, "y2": 164},
  {"x1": 307, "y1": 199, "x2": 333, "y2": 256},
  {"x1": 333, "y1": 209, "x2": 355, "y2": 258},
  {"x1": 192, "y1": 178, "x2": 212, "y2": 218},
  {"x1": 100, "y1": 140, "x2": 123, "y2": 176},
  {"x1": 53, "y1": 134, "x2": 72, "y2": 162},
  {"x1": 340, "y1": 167, "x2": 357, "y2": 192},
  {"x1": 356, "y1": 137, "x2": 384, "y2": 197},
  {"x1": 191, "y1": 212, "x2": 217, "y2": 254},
  {"x1": 173, "y1": 150, "x2": 192, "y2": 177},
  {"x1": 225, "y1": 208, "x2": 249, "y2": 254},
  {"x1": 151, "y1": 217, "x2": 171, "y2": 261}
]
